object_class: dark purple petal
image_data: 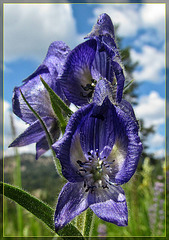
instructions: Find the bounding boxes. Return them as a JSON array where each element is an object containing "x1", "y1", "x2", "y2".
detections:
[
  {"x1": 117, "y1": 99, "x2": 138, "y2": 126},
  {"x1": 36, "y1": 118, "x2": 60, "y2": 159},
  {"x1": 9, "y1": 117, "x2": 55, "y2": 147},
  {"x1": 85, "y1": 13, "x2": 115, "y2": 39},
  {"x1": 42, "y1": 41, "x2": 71, "y2": 76},
  {"x1": 107, "y1": 106, "x2": 142, "y2": 184},
  {"x1": 13, "y1": 41, "x2": 70, "y2": 124},
  {"x1": 13, "y1": 73, "x2": 54, "y2": 124},
  {"x1": 59, "y1": 39, "x2": 97, "y2": 106},
  {"x1": 92, "y1": 47, "x2": 115, "y2": 84},
  {"x1": 93, "y1": 79, "x2": 114, "y2": 105},
  {"x1": 52, "y1": 103, "x2": 94, "y2": 182},
  {"x1": 36, "y1": 136, "x2": 49, "y2": 160},
  {"x1": 93, "y1": 39, "x2": 125, "y2": 103},
  {"x1": 113, "y1": 61, "x2": 125, "y2": 103},
  {"x1": 90, "y1": 198, "x2": 128, "y2": 226},
  {"x1": 55, "y1": 182, "x2": 89, "y2": 231},
  {"x1": 80, "y1": 97, "x2": 116, "y2": 155},
  {"x1": 88, "y1": 184, "x2": 126, "y2": 205}
]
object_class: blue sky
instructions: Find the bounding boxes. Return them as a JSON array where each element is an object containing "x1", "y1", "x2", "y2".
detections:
[{"x1": 3, "y1": 3, "x2": 165, "y2": 158}]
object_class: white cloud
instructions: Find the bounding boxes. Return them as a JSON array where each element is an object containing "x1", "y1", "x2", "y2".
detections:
[
  {"x1": 3, "y1": 100, "x2": 36, "y2": 156},
  {"x1": 131, "y1": 45, "x2": 165, "y2": 83},
  {"x1": 149, "y1": 133, "x2": 165, "y2": 148},
  {"x1": 141, "y1": 4, "x2": 165, "y2": 33},
  {"x1": 90, "y1": 3, "x2": 165, "y2": 38},
  {"x1": 134, "y1": 91, "x2": 165, "y2": 128},
  {"x1": 146, "y1": 132, "x2": 165, "y2": 158},
  {"x1": 4, "y1": 4, "x2": 81, "y2": 62}
]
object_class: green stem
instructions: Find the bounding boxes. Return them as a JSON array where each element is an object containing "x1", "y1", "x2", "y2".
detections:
[
  {"x1": 77, "y1": 211, "x2": 86, "y2": 234},
  {"x1": 83, "y1": 208, "x2": 94, "y2": 238}
]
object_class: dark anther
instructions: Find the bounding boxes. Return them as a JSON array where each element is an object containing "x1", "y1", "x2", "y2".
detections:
[
  {"x1": 96, "y1": 151, "x2": 99, "y2": 157},
  {"x1": 80, "y1": 92, "x2": 88, "y2": 98},
  {"x1": 81, "y1": 84, "x2": 92, "y2": 91},
  {"x1": 91, "y1": 114, "x2": 104, "y2": 121},
  {"x1": 84, "y1": 181, "x2": 86, "y2": 188},
  {"x1": 85, "y1": 185, "x2": 96, "y2": 193},
  {"x1": 77, "y1": 160, "x2": 85, "y2": 166},
  {"x1": 79, "y1": 168, "x2": 87, "y2": 173},
  {"x1": 102, "y1": 184, "x2": 109, "y2": 189},
  {"x1": 98, "y1": 45, "x2": 105, "y2": 52},
  {"x1": 91, "y1": 79, "x2": 97, "y2": 84},
  {"x1": 76, "y1": 171, "x2": 82, "y2": 176},
  {"x1": 87, "y1": 91, "x2": 93, "y2": 98},
  {"x1": 80, "y1": 91, "x2": 93, "y2": 98},
  {"x1": 88, "y1": 151, "x2": 91, "y2": 155}
]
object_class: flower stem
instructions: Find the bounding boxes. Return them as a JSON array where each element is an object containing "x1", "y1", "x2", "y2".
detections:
[
  {"x1": 77, "y1": 211, "x2": 86, "y2": 233},
  {"x1": 83, "y1": 208, "x2": 94, "y2": 239}
]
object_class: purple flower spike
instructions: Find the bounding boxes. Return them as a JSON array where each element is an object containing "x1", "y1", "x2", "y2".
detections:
[
  {"x1": 9, "y1": 41, "x2": 70, "y2": 159},
  {"x1": 52, "y1": 80, "x2": 142, "y2": 230}
]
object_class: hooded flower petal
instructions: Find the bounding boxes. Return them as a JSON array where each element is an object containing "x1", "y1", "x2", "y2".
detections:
[
  {"x1": 85, "y1": 13, "x2": 115, "y2": 39},
  {"x1": 54, "y1": 182, "x2": 89, "y2": 232},
  {"x1": 85, "y1": 13, "x2": 125, "y2": 103}
]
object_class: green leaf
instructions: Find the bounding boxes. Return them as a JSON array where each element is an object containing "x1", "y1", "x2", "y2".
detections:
[
  {"x1": 40, "y1": 76, "x2": 73, "y2": 131},
  {"x1": 1, "y1": 182, "x2": 55, "y2": 231},
  {"x1": 1, "y1": 182, "x2": 85, "y2": 239}
]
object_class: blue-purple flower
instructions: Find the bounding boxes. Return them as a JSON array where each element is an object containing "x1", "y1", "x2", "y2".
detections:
[
  {"x1": 59, "y1": 13, "x2": 125, "y2": 106},
  {"x1": 52, "y1": 80, "x2": 142, "y2": 231},
  {"x1": 9, "y1": 41, "x2": 70, "y2": 159}
]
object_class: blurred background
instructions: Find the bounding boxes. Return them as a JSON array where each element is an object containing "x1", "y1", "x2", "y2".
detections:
[{"x1": 2, "y1": 2, "x2": 167, "y2": 238}]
